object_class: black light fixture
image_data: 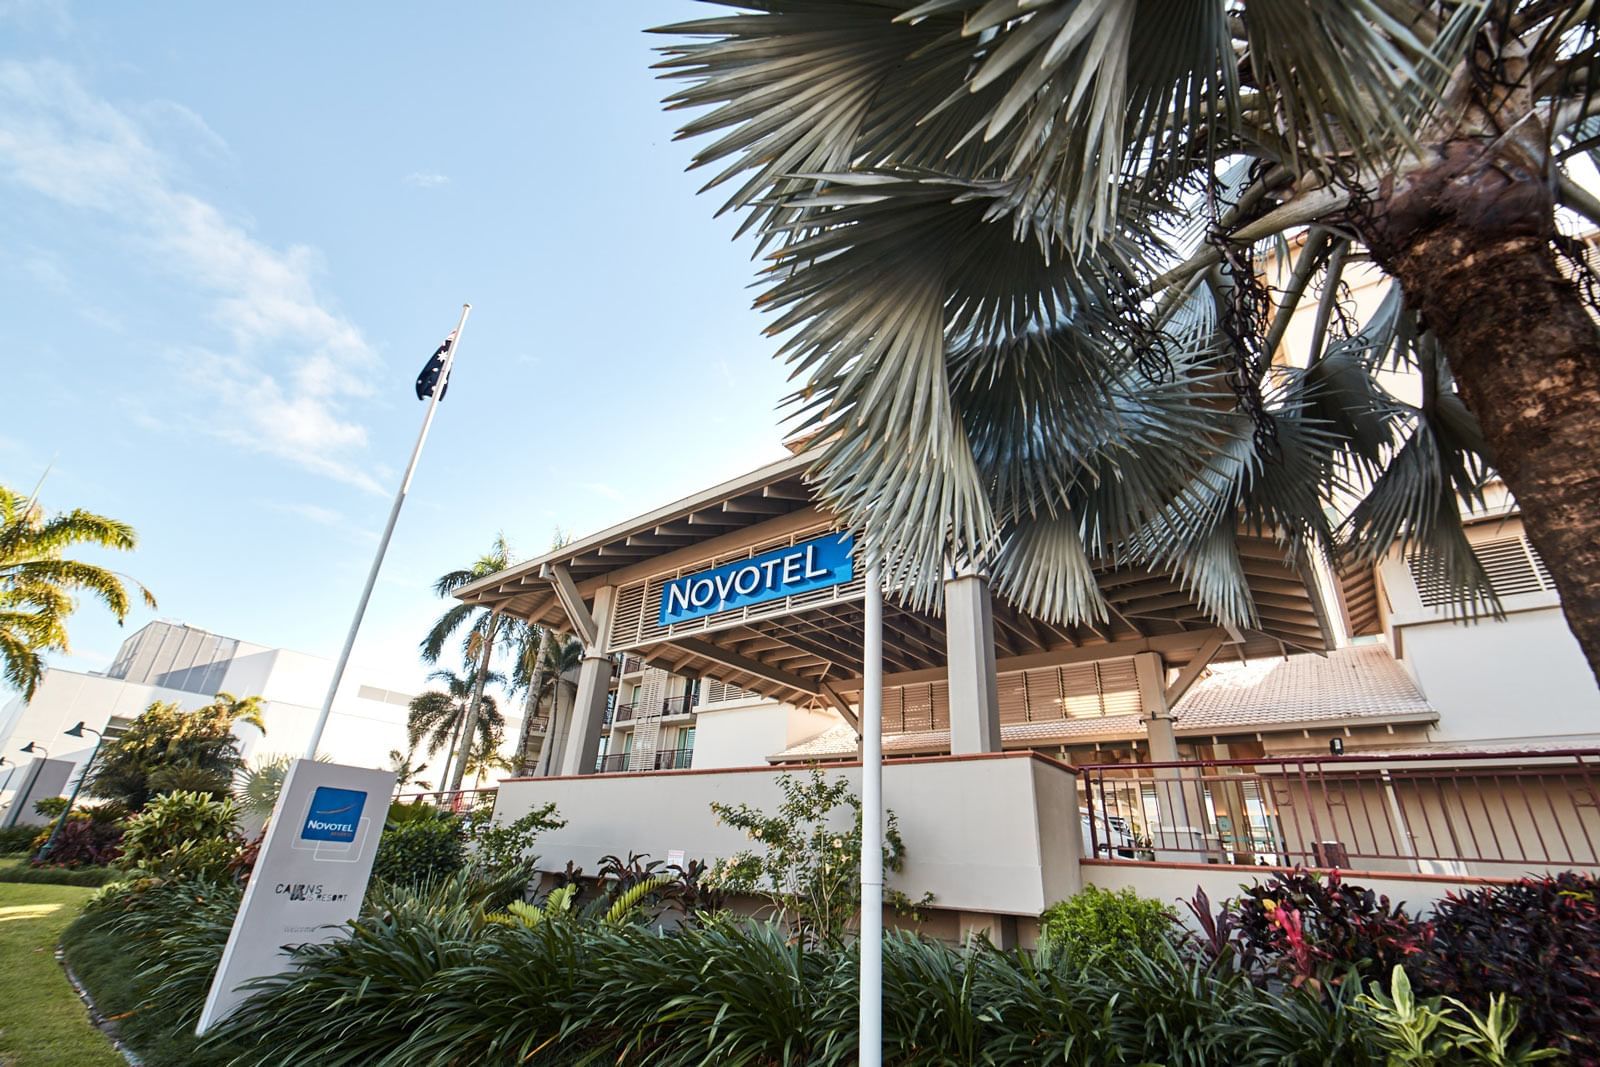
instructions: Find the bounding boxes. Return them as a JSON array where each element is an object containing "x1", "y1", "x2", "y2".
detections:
[
  {"x1": 19, "y1": 741, "x2": 46, "y2": 755},
  {"x1": 1329, "y1": 736, "x2": 1345, "y2": 757},
  {"x1": 63, "y1": 721, "x2": 95, "y2": 739},
  {"x1": 38, "y1": 722, "x2": 106, "y2": 861}
]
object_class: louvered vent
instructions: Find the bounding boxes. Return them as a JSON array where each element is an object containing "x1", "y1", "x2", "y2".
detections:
[
  {"x1": 606, "y1": 525, "x2": 865, "y2": 649},
  {"x1": 1407, "y1": 535, "x2": 1554, "y2": 607},
  {"x1": 995, "y1": 657, "x2": 1143, "y2": 724},
  {"x1": 701, "y1": 679, "x2": 763, "y2": 706}
]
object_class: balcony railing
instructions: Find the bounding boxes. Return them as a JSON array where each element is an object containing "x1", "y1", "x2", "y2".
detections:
[
  {"x1": 614, "y1": 702, "x2": 637, "y2": 723},
  {"x1": 595, "y1": 752, "x2": 631, "y2": 773},
  {"x1": 610, "y1": 697, "x2": 695, "y2": 726},
  {"x1": 659, "y1": 695, "x2": 692, "y2": 718},
  {"x1": 654, "y1": 746, "x2": 695, "y2": 771},
  {"x1": 1078, "y1": 749, "x2": 1600, "y2": 876},
  {"x1": 393, "y1": 787, "x2": 498, "y2": 814}
]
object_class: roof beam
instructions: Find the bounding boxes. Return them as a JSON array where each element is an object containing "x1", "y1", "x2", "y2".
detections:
[
  {"x1": 539, "y1": 563, "x2": 598, "y2": 647},
  {"x1": 723, "y1": 496, "x2": 790, "y2": 516},
  {"x1": 1164, "y1": 631, "x2": 1227, "y2": 707},
  {"x1": 818, "y1": 680, "x2": 862, "y2": 735},
  {"x1": 672, "y1": 636, "x2": 821, "y2": 697}
]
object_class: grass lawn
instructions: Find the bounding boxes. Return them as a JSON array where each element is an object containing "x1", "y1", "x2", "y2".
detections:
[{"x1": 0, "y1": 883, "x2": 122, "y2": 1067}]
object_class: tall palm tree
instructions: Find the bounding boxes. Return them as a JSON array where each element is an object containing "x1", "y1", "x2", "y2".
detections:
[
  {"x1": 508, "y1": 622, "x2": 584, "y2": 774},
  {"x1": 463, "y1": 725, "x2": 514, "y2": 790},
  {"x1": 0, "y1": 482, "x2": 155, "y2": 697},
  {"x1": 406, "y1": 666, "x2": 504, "y2": 793},
  {"x1": 656, "y1": 3, "x2": 1600, "y2": 684},
  {"x1": 421, "y1": 535, "x2": 516, "y2": 793}
]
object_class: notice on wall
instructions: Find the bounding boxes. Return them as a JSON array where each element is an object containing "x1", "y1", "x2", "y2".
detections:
[{"x1": 196, "y1": 759, "x2": 395, "y2": 1033}]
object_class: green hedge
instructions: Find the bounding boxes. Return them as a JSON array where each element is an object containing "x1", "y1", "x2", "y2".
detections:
[{"x1": 0, "y1": 858, "x2": 118, "y2": 886}]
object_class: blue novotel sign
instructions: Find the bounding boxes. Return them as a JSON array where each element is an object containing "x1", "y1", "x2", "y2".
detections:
[
  {"x1": 659, "y1": 532, "x2": 855, "y2": 627},
  {"x1": 300, "y1": 785, "x2": 367, "y2": 843}
]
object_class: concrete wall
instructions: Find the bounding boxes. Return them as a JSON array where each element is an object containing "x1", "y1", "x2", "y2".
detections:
[
  {"x1": 492, "y1": 752, "x2": 1083, "y2": 919},
  {"x1": 1083, "y1": 860, "x2": 1527, "y2": 922},
  {"x1": 690, "y1": 700, "x2": 842, "y2": 770}
]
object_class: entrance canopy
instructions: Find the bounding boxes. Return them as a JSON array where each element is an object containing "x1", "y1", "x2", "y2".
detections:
[{"x1": 454, "y1": 454, "x2": 1335, "y2": 709}]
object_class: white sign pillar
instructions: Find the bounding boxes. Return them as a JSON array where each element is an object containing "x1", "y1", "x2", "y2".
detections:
[
  {"x1": 859, "y1": 561, "x2": 883, "y2": 1066},
  {"x1": 197, "y1": 759, "x2": 395, "y2": 1033}
]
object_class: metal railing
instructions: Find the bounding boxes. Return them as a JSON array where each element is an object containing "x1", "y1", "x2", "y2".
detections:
[
  {"x1": 659, "y1": 695, "x2": 693, "y2": 717},
  {"x1": 620, "y1": 655, "x2": 645, "y2": 675},
  {"x1": 595, "y1": 752, "x2": 631, "y2": 773},
  {"x1": 393, "y1": 787, "x2": 498, "y2": 814},
  {"x1": 614, "y1": 702, "x2": 637, "y2": 723},
  {"x1": 1078, "y1": 749, "x2": 1600, "y2": 877},
  {"x1": 654, "y1": 746, "x2": 695, "y2": 771}
]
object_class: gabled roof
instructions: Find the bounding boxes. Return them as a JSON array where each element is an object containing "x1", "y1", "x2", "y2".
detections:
[{"x1": 769, "y1": 646, "x2": 1436, "y2": 762}]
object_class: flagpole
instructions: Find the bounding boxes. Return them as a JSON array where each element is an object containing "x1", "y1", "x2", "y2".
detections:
[{"x1": 303, "y1": 303, "x2": 472, "y2": 760}]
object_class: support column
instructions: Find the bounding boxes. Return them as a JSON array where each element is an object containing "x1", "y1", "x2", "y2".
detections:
[
  {"x1": 945, "y1": 568, "x2": 1001, "y2": 754},
  {"x1": 1134, "y1": 652, "x2": 1207, "y2": 860},
  {"x1": 559, "y1": 586, "x2": 616, "y2": 777}
]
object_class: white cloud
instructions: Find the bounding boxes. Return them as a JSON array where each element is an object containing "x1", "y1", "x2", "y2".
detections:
[
  {"x1": 581, "y1": 481, "x2": 625, "y2": 502},
  {"x1": 0, "y1": 60, "x2": 383, "y2": 491},
  {"x1": 404, "y1": 171, "x2": 449, "y2": 188},
  {"x1": 264, "y1": 499, "x2": 380, "y2": 544}
]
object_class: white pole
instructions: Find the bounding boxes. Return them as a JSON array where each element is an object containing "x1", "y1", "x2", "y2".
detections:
[
  {"x1": 302, "y1": 304, "x2": 472, "y2": 760},
  {"x1": 859, "y1": 561, "x2": 883, "y2": 1066}
]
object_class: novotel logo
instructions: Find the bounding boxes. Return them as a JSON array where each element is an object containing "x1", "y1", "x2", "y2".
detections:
[
  {"x1": 300, "y1": 785, "x2": 367, "y2": 844},
  {"x1": 659, "y1": 532, "x2": 854, "y2": 626}
]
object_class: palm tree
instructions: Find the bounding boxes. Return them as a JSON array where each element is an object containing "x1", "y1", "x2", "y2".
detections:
[
  {"x1": 422, "y1": 535, "x2": 516, "y2": 793},
  {"x1": 0, "y1": 481, "x2": 156, "y2": 697},
  {"x1": 463, "y1": 725, "x2": 513, "y2": 790},
  {"x1": 508, "y1": 622, "x2": 584, "y2": 774},
  {"x1": 406, "y1": 666, "x2": 504, "y2": 794},
  {"x1": 385, "y1": 748, "x2": 432, "y2": 797},
  {"x1": 656, "y1": 3, "x2": 1600, "y2": 684}
]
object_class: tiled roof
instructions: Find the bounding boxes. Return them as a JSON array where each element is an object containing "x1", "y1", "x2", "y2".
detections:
[
  {"x1": 770, "y1": 646, "x2": 1435, "y2": 762},
  {"x1": 1173, "y1": 644, "x2": 1433, "y2": 727}
]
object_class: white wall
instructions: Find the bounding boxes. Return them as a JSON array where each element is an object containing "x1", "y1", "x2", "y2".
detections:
[
  {"x1": 492, "y1": 753, "x2": 1083, "y2": 918},
  {"x1": 690, "y1": 700, "x2": 843, "y2": 770}
]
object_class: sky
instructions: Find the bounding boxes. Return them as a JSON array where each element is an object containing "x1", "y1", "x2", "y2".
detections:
[{"x1": 0, "y1": 1, "x2": 798, "y2": 697}]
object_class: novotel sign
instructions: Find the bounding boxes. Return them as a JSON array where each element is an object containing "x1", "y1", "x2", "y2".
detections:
[{"x1": 659, "y1": 532, "x2": 854, "y2": 626}]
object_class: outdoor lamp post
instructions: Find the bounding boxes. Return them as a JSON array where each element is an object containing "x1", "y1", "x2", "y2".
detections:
[{"x1": 37, "y1": 722, "x2": 103, "y2": 861}]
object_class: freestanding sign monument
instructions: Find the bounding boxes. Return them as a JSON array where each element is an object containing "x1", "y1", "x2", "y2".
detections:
[{"x1": 196, "y1": 758, "x2": 395, "y2": 1033}]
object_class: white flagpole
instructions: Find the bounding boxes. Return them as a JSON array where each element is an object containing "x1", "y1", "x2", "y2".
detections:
[
  {"x1": 859, "y1": 560, "x2": 883, "y2": 1067},
  {"x1": 302, "y1": 303, "x2": 472, "y2": 760}
]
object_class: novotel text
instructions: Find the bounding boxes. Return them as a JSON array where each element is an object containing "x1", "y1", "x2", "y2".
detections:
[{"x1": 659, "y1": 533, "x2": 853, "y2": 626}]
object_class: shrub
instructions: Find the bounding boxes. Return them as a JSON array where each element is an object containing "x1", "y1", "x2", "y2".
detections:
[
  {"x1": 463, "y1": 801, "x2": 563, "y2": 875},
  {"x1": 1419, "y1": 873, "x2": 1600, "y2": 1061},
  {"x1": 1039, "y1": 885, "x2": 1176, "y2": 960},
  {"x1": 1189, "y1": 869, "x2": 1432, "y2": 988},
  {"x1": 0, "y1": 857, "x2": 119, "y2": 885},
  {"x1": 0, "y1": 823, "x2": 45, "y2": 853},
  {"x1": 33, "y1": 795, "x2": 69, "y2": 818},
  {"x1": 118, "y1": 790, "x2": 243, "y2": 880},
  {"x1": 32, "y1": 813, "x2": 124, "y2": 867},
  {"x1": 371, "y1": 809, "x2": 466, "y2": 886},
  {"x1": 707, "y1": 767, "x2": 927, "y2": 944},
  {"x1": 1355, "y1": 966, "x2": 1559, "y2": 1065}
]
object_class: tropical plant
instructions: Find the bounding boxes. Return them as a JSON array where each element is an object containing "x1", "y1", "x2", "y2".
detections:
[
  {"x1": 1038, "y1": 885, "x2": 1176, "y2": 960},
  {"x1": 462, "y1": 800, "x2": 563, "y2": 875},
  {"x1": 1420, "y1": 872, "x2": 1600, "y2": 1061},
  {"x1": 406, "y1": 665, "x2": 504, "y2": 791},
  {"x1": 0, "y1": 481, "x2": 156, "y2": 697},
  {"x1": 656, "y1": 2, "x2": 1600, "y2": 683},
  {"x1": 1355, "y1": 966, "x2": 1559, "y2": 1066},
  {"x1": 89, "y1": 693, "x2": 266, "y2": 809},
  {"x1": 371, "y1": 808, "x2": 466, "y2": 887},
  {"x1": 117, "y1": 790, "x2": 243, "y2": 881},
  {"x1": 231, "y1": 752, "x2": 330, "y2": 820},
  {"x1": 462, "y1": 722, "x2": 512, "y2": 788},
  {"x1": 29, "y1": 811, "x2": 124, "y2": 868},
  {"x1": 421, "y1": 535, "x2": 517, "y2": 793},
  {"x1": 707, "y1": 767, "x2": 923, "y2": 944},
  {"x1": 386, "y1": 746, "x2": 433, "y2": 795}
]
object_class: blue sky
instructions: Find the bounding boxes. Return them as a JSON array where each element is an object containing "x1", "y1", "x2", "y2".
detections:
[{"x1": 0, "y1": 2, "x2": 796, "y2": 694}]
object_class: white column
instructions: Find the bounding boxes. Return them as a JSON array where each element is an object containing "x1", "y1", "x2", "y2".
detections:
[
  {"x1": 559, "y1": 586, "x2": 616, "y2": 777},
  {"x1": 945, "y1": 568, "x2": 1001, "y2": 754},
  {"x1": 1134, "y1": 651, "x2": 1206, "y2": 859},
  {"x1": 859, "y1": 562, "x2": 883, "y2": 1067}
]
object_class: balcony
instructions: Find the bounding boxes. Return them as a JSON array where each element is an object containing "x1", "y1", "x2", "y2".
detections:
[
  {"x1": 614, "y1": 702, "x2": 638, "y2": 724},
  {"x1": 654, "y1": 746, "x2": 695, "y2": 771},
  {"x1": 610, "y1": 697, "x2": 693, "y2": 728},
  {"x1": 594, "y1": 752, "x2": 631, "y2": 773}
]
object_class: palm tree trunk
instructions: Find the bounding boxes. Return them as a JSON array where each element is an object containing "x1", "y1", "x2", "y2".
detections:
[
  {"x1": 515, "y1": 627, "x2": 554, "y2": 774},
  {"x1": 448, "y1": 610, "x2": 500, "y2": 793},
  {"x1": 1365, "y1": 140, "x2": 1600, "y2": 685}
]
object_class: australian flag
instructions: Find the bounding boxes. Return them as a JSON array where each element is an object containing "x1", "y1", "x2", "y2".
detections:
[{"x1": 414, "y1": 332, "x2": 456, "y2": 401}]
